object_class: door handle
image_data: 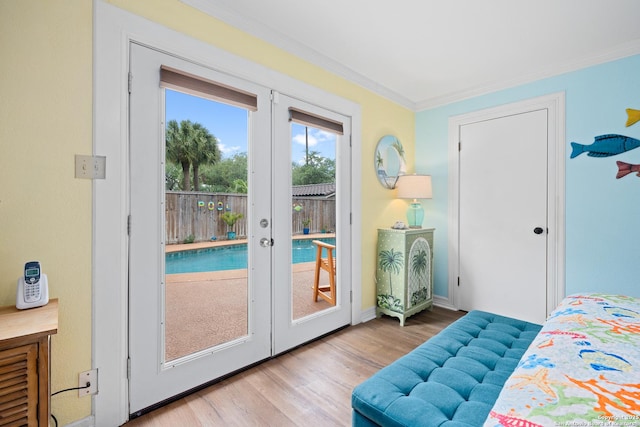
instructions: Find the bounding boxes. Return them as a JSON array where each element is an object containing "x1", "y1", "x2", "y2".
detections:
[
  {"x1": 260, "y1": 238, "x2": 274, "y2": 247},
  {"x1": 533, "y1": 227, "x2": 545, "y2": 235}
]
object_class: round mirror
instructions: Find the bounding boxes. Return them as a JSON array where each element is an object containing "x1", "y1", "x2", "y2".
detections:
[{"x1": 374, "y1": 135, "x2": 407, "y2": 189}]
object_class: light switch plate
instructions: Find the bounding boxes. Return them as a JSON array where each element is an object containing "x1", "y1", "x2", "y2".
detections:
[{"x1": 75, "y1": 155, "x2": 106, "y2": 179}]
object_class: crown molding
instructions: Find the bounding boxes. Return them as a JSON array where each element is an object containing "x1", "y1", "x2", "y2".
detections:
[
  {"x1": 182, "y1": 1, "x2": 640, "y2": 112},
  {"x1": 180, "y1": 0, "x2": 416, "y2": 110},
  {"x1": 415, "y1": 39, "x2": 640, "y2": 111}
]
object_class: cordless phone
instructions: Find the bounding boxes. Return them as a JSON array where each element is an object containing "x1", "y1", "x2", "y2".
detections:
[{"x1": 16, "y1": 261, "x2": 49, "y2": 309}]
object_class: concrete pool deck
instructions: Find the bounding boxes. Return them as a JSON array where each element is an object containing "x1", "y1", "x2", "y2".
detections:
[
  {"x1": 165, "y1": 261, "x2": 332, "y2": 360},
  {"x1": 163, "y1": 234, "x2": 336, "y2": 361}
]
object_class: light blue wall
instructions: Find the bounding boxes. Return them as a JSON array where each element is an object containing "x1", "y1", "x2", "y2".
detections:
[{"x1": 416, "y1": 54, "x2": 640, "y2": 299}]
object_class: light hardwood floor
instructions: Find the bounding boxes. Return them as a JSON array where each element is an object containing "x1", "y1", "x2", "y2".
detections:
[{"x1": 124, "y1": 306, "x2": 465, "y2": 427}]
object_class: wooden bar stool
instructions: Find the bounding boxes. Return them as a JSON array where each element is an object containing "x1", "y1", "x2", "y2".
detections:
[{"x1": 312, "y1": 240, "x2": 336, "y2": 305}]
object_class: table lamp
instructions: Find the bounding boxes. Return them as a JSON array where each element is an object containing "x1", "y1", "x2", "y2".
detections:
[{"x1": 396, "y1": 174, "x2": 432, "y2": 228}]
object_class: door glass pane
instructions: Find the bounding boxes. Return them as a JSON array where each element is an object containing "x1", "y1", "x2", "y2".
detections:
[
  {"x1": 290, "y1": 123, "x2": 337, "y2": 320},
  {"x1": 164, "y1": 89, "x2": 250, "y2": 362}
]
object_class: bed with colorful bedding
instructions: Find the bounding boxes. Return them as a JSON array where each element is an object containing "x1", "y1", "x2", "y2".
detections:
[{"x1": 484, "y1": 293, "x2": 640, "y2": 426}]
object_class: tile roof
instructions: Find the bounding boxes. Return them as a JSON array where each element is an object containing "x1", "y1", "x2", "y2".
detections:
[{"x1": 292, "y1": 183, "x2": 335, "y2": 197}]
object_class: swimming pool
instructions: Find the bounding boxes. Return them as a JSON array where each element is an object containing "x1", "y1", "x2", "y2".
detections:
[{"x1": 165, "y1": 238, "x2": 335, "y2": 274}]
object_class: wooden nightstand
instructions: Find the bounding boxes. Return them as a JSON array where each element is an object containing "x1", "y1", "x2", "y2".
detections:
[{"x1": 0, "y1": 299, "x2": 58, "y2": 426}]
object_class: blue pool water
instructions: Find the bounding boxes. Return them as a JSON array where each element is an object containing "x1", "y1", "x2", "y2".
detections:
[{"x1": 166, "y1": 238, "x2": 335, "y2": 274}]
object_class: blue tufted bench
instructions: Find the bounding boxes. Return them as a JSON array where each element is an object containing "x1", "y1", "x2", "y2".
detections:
[{"x1": 351, "y1": 311, "x2": 542, "y2": 427}]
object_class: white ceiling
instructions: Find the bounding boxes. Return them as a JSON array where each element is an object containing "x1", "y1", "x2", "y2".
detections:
[{"x1": 183, "y1": 0, "x2": 640, "y2": 111}]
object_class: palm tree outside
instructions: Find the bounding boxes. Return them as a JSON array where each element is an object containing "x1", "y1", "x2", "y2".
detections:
[
  {"x1": 190, "y1": 122, "x2": 220, "y2": 191},
  {"x1": 166, "y1": 119, "x2": 220, "y2": 191}
]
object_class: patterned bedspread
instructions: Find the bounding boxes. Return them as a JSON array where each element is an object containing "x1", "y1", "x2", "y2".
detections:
[{"x1": 484, "y1": 294, "x2": 640, "y2": 427}]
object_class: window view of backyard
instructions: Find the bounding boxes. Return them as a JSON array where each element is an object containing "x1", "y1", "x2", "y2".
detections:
[{"x1": 163, "y1": 89, "x2": 337, "y2": 361}]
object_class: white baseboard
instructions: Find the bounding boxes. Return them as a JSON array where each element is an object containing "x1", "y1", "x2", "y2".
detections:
[
  {"x1": 433, "y1": 295, "x2": 457, "y2": 311},
  {"x1": 63, "y1": 415, "x2": 94, "y2": 427},
  {"x1": 359, "y1": 297, "x2": 460, "y2": 325},
  {"x1": 360, "y1": 306, "x2": 377, "y2": 323}
]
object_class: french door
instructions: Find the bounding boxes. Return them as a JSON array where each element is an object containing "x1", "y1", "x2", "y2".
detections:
[
  {"x1": 128, "y1": 43, "x2": 351, "y2": 414},
  {"x1": 272, "y1": 94, "x2": 352, "y2": 354}
]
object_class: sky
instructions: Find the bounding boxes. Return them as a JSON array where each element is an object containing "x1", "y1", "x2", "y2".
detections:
[{"x1": 165, "y1": 90, "x2": 336, "y2": 164}]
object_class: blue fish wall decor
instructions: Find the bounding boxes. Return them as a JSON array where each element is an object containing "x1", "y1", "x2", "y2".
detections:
[{"x1": 570, "y1": 134, "x2": 640, "y2": 159}]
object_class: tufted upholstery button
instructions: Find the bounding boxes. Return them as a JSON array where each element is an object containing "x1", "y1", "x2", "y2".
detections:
[{"x1": 352, "y1": 311, "x2": 542, "y2": 427}]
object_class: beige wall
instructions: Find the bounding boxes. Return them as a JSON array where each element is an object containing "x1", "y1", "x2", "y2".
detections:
[
  {"x1": 0, "y1": 0, "x2": 413, "y2": 424},
  {"x1": 0, "y1": 0, "x2": 94, "y2": 424}
]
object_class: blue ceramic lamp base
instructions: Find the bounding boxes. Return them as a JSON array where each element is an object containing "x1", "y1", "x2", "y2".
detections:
[{"x1": 406, "y1": 200, "x2": 424, "y2": 228}]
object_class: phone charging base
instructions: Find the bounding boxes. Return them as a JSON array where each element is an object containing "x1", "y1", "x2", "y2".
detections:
[{"x1": 16, "y1": 274, "x2": 49, "y2": 310}]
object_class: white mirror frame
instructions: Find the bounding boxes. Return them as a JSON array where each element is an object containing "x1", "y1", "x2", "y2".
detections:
[{"x1": 374, "y1": 135, "x2": 406, "y2": 189}]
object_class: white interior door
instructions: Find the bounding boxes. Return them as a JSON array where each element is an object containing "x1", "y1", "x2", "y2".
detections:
[{"x1": 457, "y1": 109, "x2": 548, "y2": 324}]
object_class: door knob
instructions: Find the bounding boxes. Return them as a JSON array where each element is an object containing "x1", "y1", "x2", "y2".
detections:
[
  {"x1": 260, "y1": 238, "x2": 273, "y2": 247},
  {"x1": 533, "y1": 227, "x2": 545, "y2": 235}
]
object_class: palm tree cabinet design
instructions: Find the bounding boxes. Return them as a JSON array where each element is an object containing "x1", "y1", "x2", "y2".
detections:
[{"x1": 376, "y1": 228, "x2": 434, "y2": 326}]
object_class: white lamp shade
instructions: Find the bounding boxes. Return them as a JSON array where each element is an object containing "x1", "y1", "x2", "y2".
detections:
[{"x1": 396, "y1": 174, "x2": 432, "y2": 199}]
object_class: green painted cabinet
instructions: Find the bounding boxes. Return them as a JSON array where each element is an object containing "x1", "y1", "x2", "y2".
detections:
[{"x1": 376, "y1": 228, "x2": 434, "y2": 326}]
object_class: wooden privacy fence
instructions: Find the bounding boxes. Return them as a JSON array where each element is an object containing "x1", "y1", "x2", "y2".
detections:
[{"x1": 166, "y1": 191, "x2": 336, "y2": 244}]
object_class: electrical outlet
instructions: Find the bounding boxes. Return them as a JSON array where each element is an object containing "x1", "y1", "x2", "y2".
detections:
[{"x1": 78, "y1": 369, "x2": 98, "y2": 397}]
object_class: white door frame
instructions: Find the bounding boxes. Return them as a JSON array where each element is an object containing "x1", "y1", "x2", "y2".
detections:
[
  {"x1": 94, "y1": 3, "x2": 362, "y2": 425},
  {"x1": 447, "y1": 92, "x2": 566, "y2": 318}
]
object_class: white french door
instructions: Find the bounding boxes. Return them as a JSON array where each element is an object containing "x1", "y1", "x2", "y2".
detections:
[
  {"x1": 128, "y1": 43, "x2": 351, "y2": 414},
  {"x1": 272, "y1": 94, "x2": 352, "y2": 354},
  {"x1": 128, "y1": 43, "x2": 272, "y2": 413}
]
